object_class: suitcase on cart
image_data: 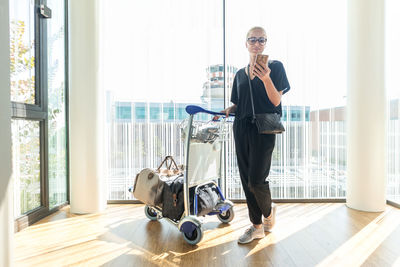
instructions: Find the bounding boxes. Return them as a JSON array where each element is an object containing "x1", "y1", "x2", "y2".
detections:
[{"x1": 133, "y1": 156, "x2": 182, "y2": 206}]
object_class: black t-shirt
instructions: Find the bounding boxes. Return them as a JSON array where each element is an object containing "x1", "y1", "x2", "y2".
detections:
[{"x1": 231, "y1": 60, "x2": 290, "y2": 119}]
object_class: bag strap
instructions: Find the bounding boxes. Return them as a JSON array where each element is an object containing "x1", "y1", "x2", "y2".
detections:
[
  {"x1": 247, "y1": 65, "x2": 257, "y2": 123},
  {"x1": 244, "y1": 64, "x2": 280, "y2": 119},
  {"x1": 157, "y1": 155, "x2": 179, "y2": 172},
  {"x1": 170, "y1": 175, "x2": 183, "y2": 206}
]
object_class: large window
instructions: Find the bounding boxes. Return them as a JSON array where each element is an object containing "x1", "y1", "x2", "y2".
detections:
[
  {"x1": 225, "y1": 0, "x2": 347, "y2": 199},
  {"x1": 103, "y1": 0, "x2": 223, "y2": 200},
  {"x1": 104, "y1": 0, "x2": 347, "y2": 201},
  {"x1": 11, "y1": 119, "x2": 41, "y2": 215},
  {"x1": 10, "y1": 0, "x2": 36, "y2": 104},
  {"x1": 10, "y1": 0, "x2": 68, "y2": 227},
  {"x1": 386, "y1": 0, "x2": 400, "y2": 205},
  {"x1": 10, "y1": 0, "x2": 45, "y2": 220},
  {"x1": 47, "y1": 0, "x2": 68, "y2": 209}
]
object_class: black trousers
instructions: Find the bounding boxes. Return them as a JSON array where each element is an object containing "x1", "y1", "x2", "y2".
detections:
[{"x1": 233, "y1": 118, "x2": 275, "y2": 225}]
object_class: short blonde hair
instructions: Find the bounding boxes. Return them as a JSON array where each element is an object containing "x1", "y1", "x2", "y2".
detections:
[{"x1": 246, "y1": 26, "x2": 267, "y2": 39}]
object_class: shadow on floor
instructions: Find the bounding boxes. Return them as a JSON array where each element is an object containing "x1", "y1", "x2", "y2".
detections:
[{"x1": 99, "y1": 204, "x2": 384, "y2": 267}]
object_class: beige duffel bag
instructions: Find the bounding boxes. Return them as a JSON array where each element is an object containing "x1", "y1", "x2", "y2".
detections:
[
  {"x1": 133, "y1": 156, "x2": 183, "y2": 206},
  {"x1": 133, "y1": 168, "x2": 165, "y2": 206}
]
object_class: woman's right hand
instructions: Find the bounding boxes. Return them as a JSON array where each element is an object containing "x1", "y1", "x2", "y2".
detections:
[{"x1": 220, "y1": 104, "x2": 237, "y2": 117}]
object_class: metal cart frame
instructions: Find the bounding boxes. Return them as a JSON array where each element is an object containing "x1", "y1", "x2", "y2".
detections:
[{"x1": 143, "y1": 105, "x2": 235, "y2": 245}]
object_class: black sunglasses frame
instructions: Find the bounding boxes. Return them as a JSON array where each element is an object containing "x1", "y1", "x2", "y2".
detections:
[{"x1": 247, "y1": 37, "x2": 267, "y2": 45}]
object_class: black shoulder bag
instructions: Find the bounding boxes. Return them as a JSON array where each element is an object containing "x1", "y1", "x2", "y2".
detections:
[{"x1": 246, "y1": 65, "x2": 285, "y2": 134}]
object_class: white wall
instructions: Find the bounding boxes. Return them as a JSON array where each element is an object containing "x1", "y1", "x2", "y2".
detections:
[{"x1": 0, "y1": 0, "x2": 13, "y2": 265}]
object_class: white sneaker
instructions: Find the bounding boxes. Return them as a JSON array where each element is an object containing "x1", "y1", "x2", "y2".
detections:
[
  {"x1": 264, "y1": 203, "x2": 277, "y2": 232},
  {"x1": 238, "y1": 225, "x2": 265, "y2": 244}
]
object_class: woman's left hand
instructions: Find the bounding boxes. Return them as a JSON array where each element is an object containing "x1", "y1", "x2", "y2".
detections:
[{"x1": 253, "y1": 62, "x2": 271, "y2": 82}]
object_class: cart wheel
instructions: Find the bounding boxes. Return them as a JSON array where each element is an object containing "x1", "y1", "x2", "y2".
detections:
[
  {"x1": 182, "y1": 225, "x2": 203, "y2": 245},
  {"x1": 144, "y1": 205, "x2": 158, "y2": 221},
  {"x1": 217, "y1": 207, "x2": 234, "y2": 223}
]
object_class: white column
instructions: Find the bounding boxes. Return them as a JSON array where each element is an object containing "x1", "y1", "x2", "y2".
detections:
[
  {"x1": 0, "y1": 0, "x2": 13, "y2": 265},
  {"x1": 69, "y1": 0, "x2": 106, "y2": 213},
  {"x1": 347, "y1": 0, "x2": 386, "y2": 212}
]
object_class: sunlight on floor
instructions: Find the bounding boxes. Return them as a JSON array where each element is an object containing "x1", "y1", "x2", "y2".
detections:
[
  {"x1": 316, "y1": 206, "x2": 400, "y2": 266},
  {"x1": 246, "y1": 203, "x2": 341, "y2": 257},
  {"x1": 15, "y1": 204, "x2": 400, "y2": 266}
]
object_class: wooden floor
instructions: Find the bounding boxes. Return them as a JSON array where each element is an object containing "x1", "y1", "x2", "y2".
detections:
[{"x1": 14, "y1": 203, "x2": 400, "y2": 267}]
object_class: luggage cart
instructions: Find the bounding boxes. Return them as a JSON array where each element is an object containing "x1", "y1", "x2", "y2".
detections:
[{"x1": 143, "y1": 105, "x2": 235, "y2": 245}]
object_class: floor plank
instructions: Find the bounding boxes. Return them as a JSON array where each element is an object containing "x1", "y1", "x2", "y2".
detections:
[{"x1": 14, "y1": 203, "x2": 400, "y2": 267}]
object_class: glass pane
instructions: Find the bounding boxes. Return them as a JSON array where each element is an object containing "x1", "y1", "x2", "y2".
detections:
[
  {"x1": 9, "y1": 0, "x2": 36, "y2": 104},
  {"x1": 103, "y1": 0, "x2": 223, "y2": 200},
  {"x1": 226, "y1": 0, "x2": 347, "y2": 199},
  {"x1": 12, "y1": 119, "x2": 41, "y2": 217},
  {"x1": 386, "y1": 0, "x2": 400, "y2": 204},
  {"x1": 47, "y1": 0, "x2": 67, "y2": 208}
]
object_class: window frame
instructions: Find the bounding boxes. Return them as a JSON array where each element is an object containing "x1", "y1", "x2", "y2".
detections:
[{"x1": 12, "y1": 0, "x2": 70, "y2": 231}]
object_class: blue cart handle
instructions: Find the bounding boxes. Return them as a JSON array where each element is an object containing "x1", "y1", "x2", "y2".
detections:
[{"x1": 185, "y1": 105, "x2": 236, "y2": 117}]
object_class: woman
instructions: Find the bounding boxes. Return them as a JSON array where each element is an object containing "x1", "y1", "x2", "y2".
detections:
[{"x1": 222, "y1": 26, "x2": 290, "y2": 244}]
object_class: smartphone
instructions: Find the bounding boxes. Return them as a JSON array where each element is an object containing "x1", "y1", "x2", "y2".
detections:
[{"x1": 256, "y1": 54, "x2": 269, "y2": 66}]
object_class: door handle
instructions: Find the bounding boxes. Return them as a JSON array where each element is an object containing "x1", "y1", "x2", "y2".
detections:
[{"x1": 39, "y1": 4, "x2": 52, "y2": 19}]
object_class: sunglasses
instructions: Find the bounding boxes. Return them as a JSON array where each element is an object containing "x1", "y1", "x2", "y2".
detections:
[{"x1": 247, "y1": 37, "x2": 267, "y2": 45}]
